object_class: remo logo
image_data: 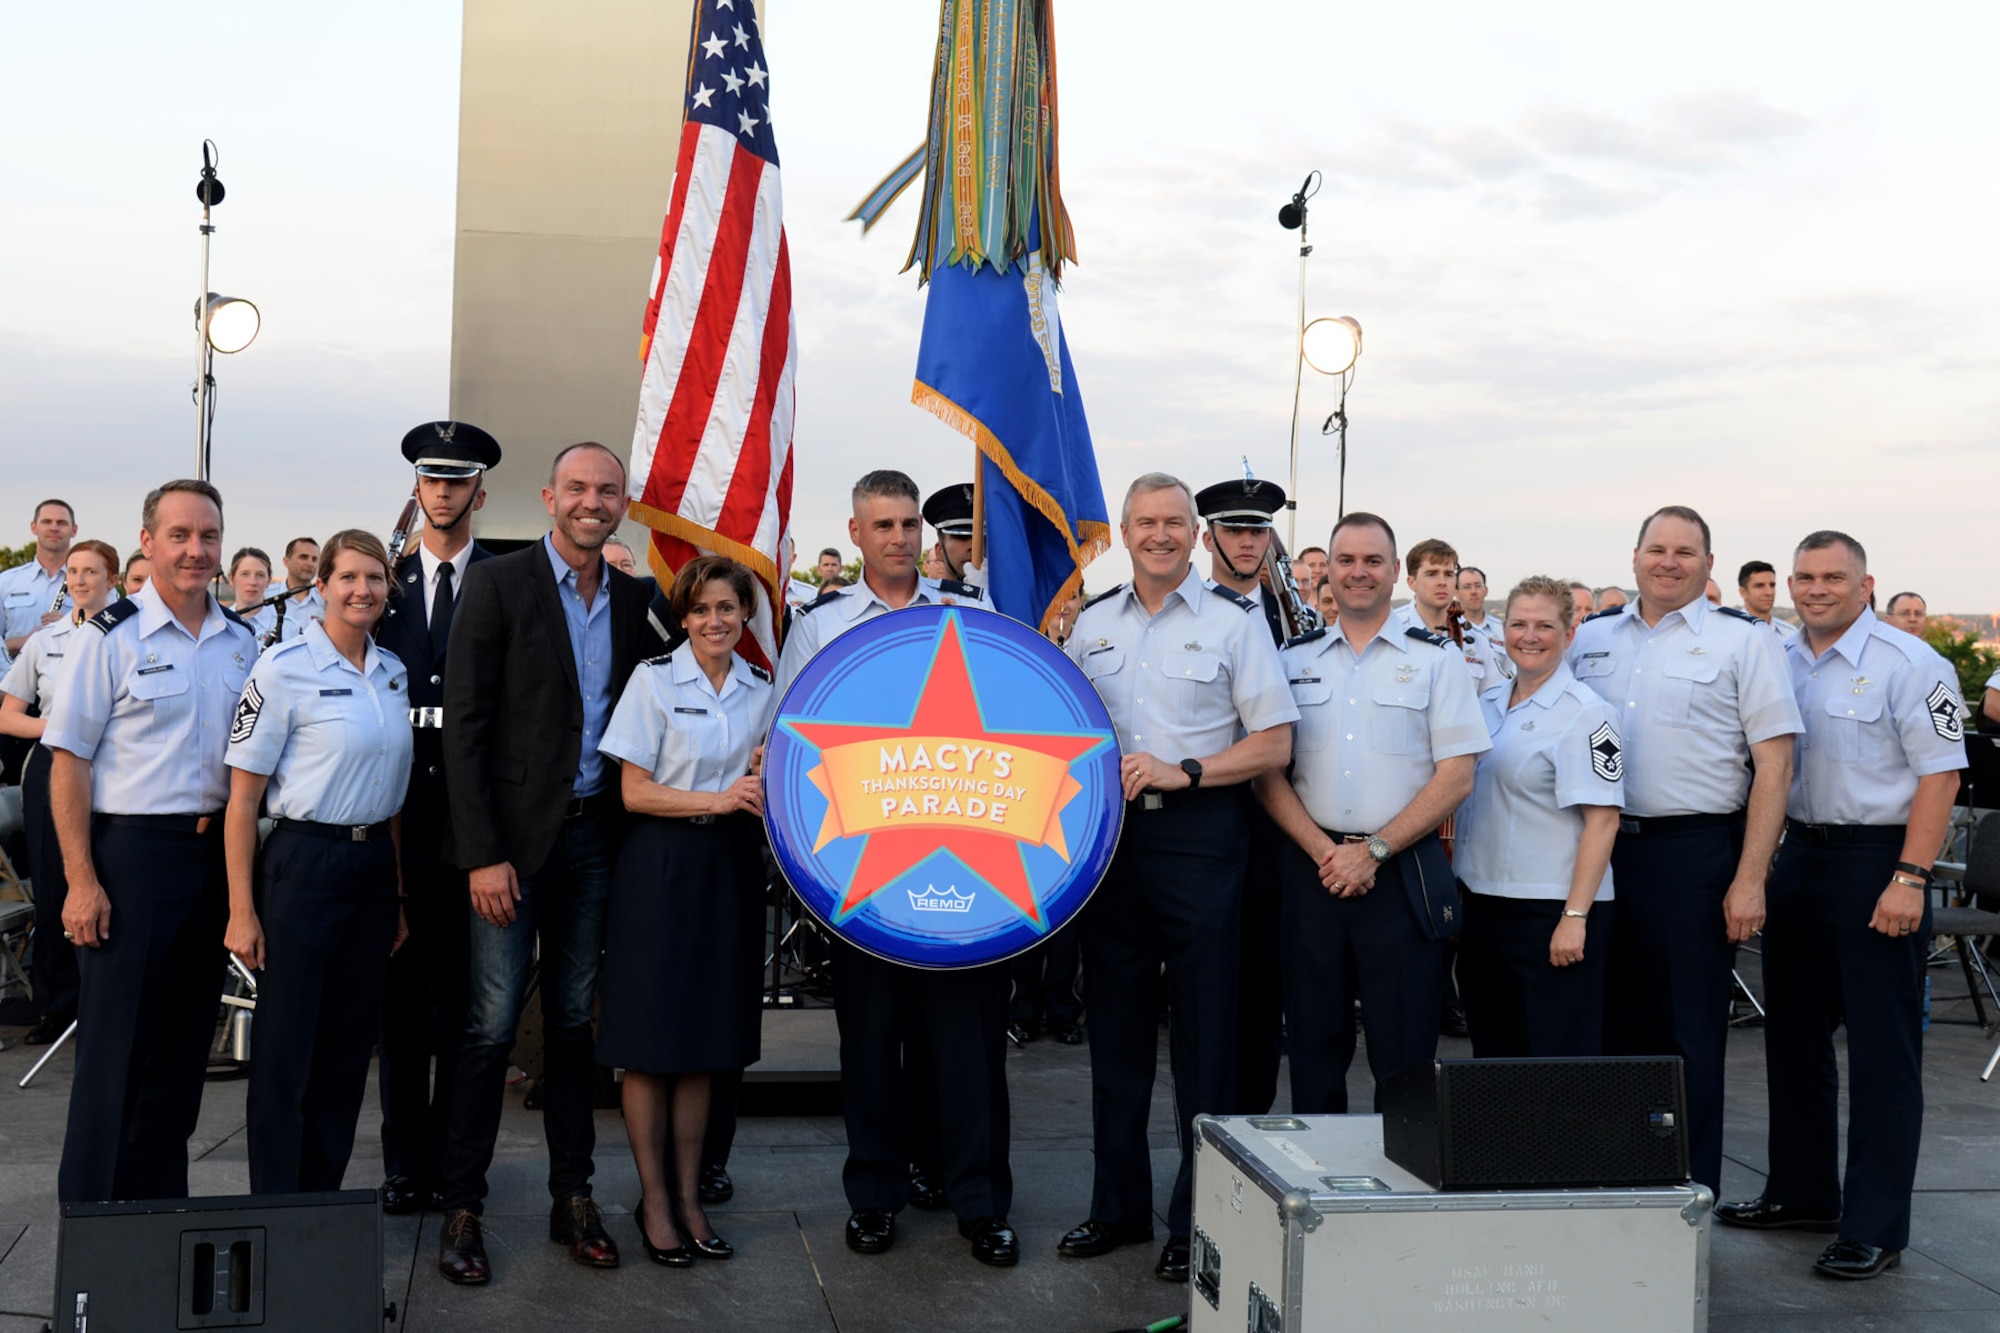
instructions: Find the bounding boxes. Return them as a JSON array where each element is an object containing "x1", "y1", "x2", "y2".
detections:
[{"x1": 764, "y1": 605, "x2": 1123, "y2": 969}]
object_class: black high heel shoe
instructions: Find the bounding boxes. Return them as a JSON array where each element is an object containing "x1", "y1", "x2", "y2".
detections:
[
  {"x1": 636, "y1": 1199, "x2": 694, "y2": 1267},
  {"x1": 675, "y1": 1202, "x2": 734, "y2": 1260}
]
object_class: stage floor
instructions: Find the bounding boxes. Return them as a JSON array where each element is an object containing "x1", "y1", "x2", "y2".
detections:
[{"x1": 4, "y1": 958, "x2": 2000, "y2": 1332}]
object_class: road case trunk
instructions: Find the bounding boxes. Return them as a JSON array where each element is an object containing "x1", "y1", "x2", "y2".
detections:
[{"x1": 1190, "y1": 1113, "x2": 1711, "y2": 1333}]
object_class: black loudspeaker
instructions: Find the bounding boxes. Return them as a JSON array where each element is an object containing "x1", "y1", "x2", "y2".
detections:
[
  {"x1": 1380, "y1": 1056, "x2": 1689, "y2": 1191},
  {"x1": 54, "y1": 1190, "x2": 388, "y2": 1332}
]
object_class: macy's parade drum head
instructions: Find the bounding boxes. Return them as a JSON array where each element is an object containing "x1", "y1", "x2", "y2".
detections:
[{"x1": 763, "y1": 605, "x2": 1123, "y2": 969}]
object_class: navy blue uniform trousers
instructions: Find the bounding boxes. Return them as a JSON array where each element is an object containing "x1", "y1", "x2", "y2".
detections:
[
  {"x1": 831, "y1": 940, "x2": 1011, "y2": 1222},
  {"x1": 1082, "y1": 789, "x2": 1244, "y2": 1240},
  {"x1": 1606, "y1": 817, "x2": 1742, "y2": 1193},
  {"x1": 1232, "y1": 795, "x2": 1286, "y2": 1114},
  {"x1": 1459, "y1": 889, "x2": 1612, "y2": 1058},
  {"x1": 248, "y1": 826, "x2": 400, "y2": 1194},
  {"x1": 1281, "y1": 836, "x2": 1446, "y2": 1114},
  {"x1": 375, "y1": 853, "x2": 470, "y2": 1188},
  {"x1": 58, "y1": 818, "x2": 228, "y2": 1203},
  {"x1": 1762, "y1": 831, "x2": 1927, "y2": 1251},
  {"x1": 21, "y1": 744, "x2": 80, "y2": 1019}
]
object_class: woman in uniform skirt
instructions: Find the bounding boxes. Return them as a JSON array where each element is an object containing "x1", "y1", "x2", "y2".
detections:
[
  {"x1": 222, "y1": 529, "x2": 412, "y2": 1193},
  {"x1": 0, "y1": 538, "x2": 121, "y2": 1044},
  {"x1": 598, "y1": 556, "x2": 773, "y2": 1266},
  {"x1": 1454, "y1": 575, "x2": 1624, "y2": 1058}
]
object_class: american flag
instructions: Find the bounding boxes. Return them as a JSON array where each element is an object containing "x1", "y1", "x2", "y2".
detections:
[{"x1": 628, "y1": 0, "x2": 795, "y2": 669}]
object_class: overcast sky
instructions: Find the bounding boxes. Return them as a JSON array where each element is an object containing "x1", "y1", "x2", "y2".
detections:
[{"x1": 4, "y1": 2, "x2": 1997, "y2": 609}]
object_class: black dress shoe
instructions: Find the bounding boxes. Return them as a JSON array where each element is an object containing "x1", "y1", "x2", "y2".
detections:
[
  {"x1": 1714, "y1": 1197, "x2": 1841, "y2": 1233},
  {"x1": 1047, "y1": 1019, "x2": 1083, "y2": 1045},
  {"x1": 23, "y1": 1011, "x2": 72, "y2": 1046},
  {"x1": 1813, "y1": 1238, "x2": 1900, "y2": 1280},
  {"x1": 959, "y1": 1217, "x2": 1019, "y2": 1267},
  {"x1": 437, "y1": 1209, "x2": 491, "y2": 1285},
  {"x1": 846, "y1": 1209, "x2": 896, "y2": 1255},
  {"x1": 907, "y1": 1165, "x2": 948, "y2": 1211},
  {"x1": 635, "y1": 1201, "x2": 694, "y2": 1268},
  {"x1": 381, "y1": 1175, "x2": 421, "y2": 1216},
  {"x1": 549, "y1": 1195, "x2": 620, "y2": 1268},
  {"x1": 1057, "y1": 1218, "x2": 1153, "y2": 1258},
  {"x1": 1006, "y1": 1021, "x2": 1036, "y2": 1047},
  {"x1": 1155, "y1": 1236, "x2": 1191, "y2": 1282},
  {"x1": 698, "y1": 1162, "x2": 734, "y2": 1205}
]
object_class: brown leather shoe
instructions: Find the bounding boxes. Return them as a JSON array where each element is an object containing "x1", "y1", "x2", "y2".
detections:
[
  {"x1": 438, "y1": 1208, "x2": 491, "y2": 1285},
  {"x1": 550, "y1": 1195, "x2": 620, "y2": 1268}
]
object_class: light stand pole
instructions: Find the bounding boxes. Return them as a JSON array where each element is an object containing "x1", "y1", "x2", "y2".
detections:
[
  {"x1": 1278, "y1": 172, "x2": 1320, "y2": 551},
  {"x1": 195, "y1": 142, "x2": 222, "y2": 481}
]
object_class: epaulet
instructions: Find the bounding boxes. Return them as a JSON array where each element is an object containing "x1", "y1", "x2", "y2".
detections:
[
  {"x1": 1082, "y1": 584, "x2": 1125, "y2": 611},
  {"x1": 1404, "y1": 625, "x2": 1452, "y2": 649},
  {"x1": 640, "y1": 651, "x2": 674, "y2": 667},
  {"x1": 747, "y1": 661, "x2": 773, "y2": 683},
  {"x1": 86, "y1": 598, "x2": 139, "y2": 634},
  {"x1": 1208, "y1": 585, "x2": 1256, "y2": 612},
  {"x1": 937, "y1": 578, "x2": 986, "y2": 602},
  {"x1": 1872, "y1": 621, "x2": 1940, "y2": 666},
  {"x1": 798, "y1": 587, "x2": 847, "y2": 615},
  {"x1": 1715, "y1": 605, "x2": 1761, "y2": 626},
  {"x1": 221, "y1": 606, "x2": 252, "y2": 632},
  {"x1": 1284, "y1": 626, "x2": 1328, "y2": 649},
  {"x1": 1580, "y1": 603, "x2": 1626, "y2": 624}
]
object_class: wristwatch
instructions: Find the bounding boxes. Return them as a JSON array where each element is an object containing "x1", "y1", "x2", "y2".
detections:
[
  {"x1": 1365, "y1": 835, "x2": 1391, "y2": 863},
  {"x1": 1179, "y1": 758, "x2": 1204, "y2": 790}
]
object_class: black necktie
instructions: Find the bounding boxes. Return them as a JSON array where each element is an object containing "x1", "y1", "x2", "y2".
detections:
[{"x1": 431, "y1": 560, "x2": 456, "y2": 659}]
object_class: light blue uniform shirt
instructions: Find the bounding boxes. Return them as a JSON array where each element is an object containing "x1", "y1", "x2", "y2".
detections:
[
  {"x1": 1064, "y1": 565, "x2": 1298, "y2": 763},
  {"x1": 1280, "y1": 615, "x2": 1489, "y2": 833},
  {"x1": 1567, "y1": 596, "x2": 1803, "y2": 818},
  {"x1": 42, "y1": 582, "x2": 258, "y2": 814},
  {"x1": 600, "y1": 643, "x2": 775, "y2": 791},
  {"x1": 0, "y1": 556, "x2": 64, "y2": 641},
  {"x1": 545, "y1": 535, "x2": 615, "y2": 797},
  {"x1": 1, "y1": 615, "x2": 81, "y2": 714},
  {"x1": 1784, "y1": 609, "x2": 1966, "y2": 826},
  {"x1": 240, "y1": 603, "x2": 278, "y2": 645},
  {"x1": 1456, "y1": 665, "x2": 1624, "y2": 901},
  {"x1": 224, "y1": 619, "x2": 413, "y2": 824},
  {"x1": 775, "y1": 574, "x2": 977, "y2": 695}
]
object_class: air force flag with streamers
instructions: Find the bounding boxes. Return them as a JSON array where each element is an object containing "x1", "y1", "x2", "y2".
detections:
[{"x1": 912, "y1": 255, "x2": 1110, "y2": 634}]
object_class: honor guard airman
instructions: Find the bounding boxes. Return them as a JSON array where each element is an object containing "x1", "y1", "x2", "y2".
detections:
[
  {"x1": 223, "y1": 531, "x2": 413, "y2": 1194},
  {"x1": 1058, "y1": 473, "x2": 1297, "y2": 1282},
  {"x1": 43, "y1": 480, "x2": 259, "y2": 1203},
  {"x1": 373, "y1": 420, "x2": 500, "y2": 1213},
  {"x1": 777, "y1": 470, "x2": 1017, "y2": 1269},
  {"x1": 1253, "y1": 513, "x2": 1489, "y2": 1114},
  {"x1": 1566, "y1": 505, "x2": 1803, "y2": 1194},
  {"x1": 1716, "y1": 531, "x2": 1966, "y2": 1281},
  {"x1": 1193, "y1": 476, "x2": 1289, "y2": 1114},
  {"x1": 919, "y1": 482, "x2": 989, "y2": 603}
]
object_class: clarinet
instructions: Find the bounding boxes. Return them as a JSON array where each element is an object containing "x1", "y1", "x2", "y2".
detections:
[{"x1": 47, "y1": 578, "x2": 68, "y2": 617}]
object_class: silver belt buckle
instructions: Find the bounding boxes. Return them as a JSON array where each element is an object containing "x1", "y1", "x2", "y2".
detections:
[
  {"x1": 1143, "y1": 792, "x2": 1164, "y2": 811},
  {"x1": 349, "y1": 825, "x2": 369, "y2": 842}
]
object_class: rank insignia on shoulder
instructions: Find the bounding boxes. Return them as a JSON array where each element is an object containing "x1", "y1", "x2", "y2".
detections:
[
  {"x1": 800, "y1": 588, "x2": 846, "y2": 613},
  {"x1": 1082, "y1": 585, "x2": 1126, "y2": 611},
  {"x1": 748, "y1": 662, "x2": 772, "y2": 683},
  {"x1": 641, "y1": 651, "x2": 674, "y2": 666},
  {"x1": 1927, "y1": 681, "x2": 1965, "y2": 742},
  {"x1": 88, "y1": 598, "x2": 140, "y2": 634},
  {"x1": 230, "y1": 679, "x2": 264, "y2": 745},
  {"x1": 1284, "y1": 626, "x2": 1327, "y2": 648},
  {"x1": 1208, "y1": 585, "x2": 1255, "y2": 611},
  {"x1": 221, "y1": 605, "x2": 252, "y2": 632},
  {"x1": 937, "y1": 578, "x2": 985, "y2": 601},
  {"x1": 1580, "y1": 603, "x2": 1626, "y2": 624},
  {"x1": 1716, "y1": 605, "x2": 1761, "y2": 625},
  {"x1": 1404, "y1": 625, "x2": 1451, "y2": 648}
]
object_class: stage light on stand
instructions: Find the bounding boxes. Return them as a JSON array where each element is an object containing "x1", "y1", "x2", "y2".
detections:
[
  {"x1": 1302, "y1": 315, "x2": 1362, "y2": 376},
  {"x1": 201, "y1": 295, "x2": 260, "y2": 354}
]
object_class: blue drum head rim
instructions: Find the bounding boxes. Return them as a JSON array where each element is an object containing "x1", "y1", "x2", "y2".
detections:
[{"x1": 763, "y1": 605, "x2": 1123, "y2": 970}]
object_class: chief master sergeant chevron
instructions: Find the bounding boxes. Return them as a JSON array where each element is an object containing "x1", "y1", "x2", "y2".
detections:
[
  {"x1": 1056, "y1": 472, "x2": 1296, "y2": 1284},
  {"x1": 1566, "y1": 504, "x2": 1803, "y2": 1196},
  {"x1": 42, "y1": 479, "x2": 259, "y2": 1203}
]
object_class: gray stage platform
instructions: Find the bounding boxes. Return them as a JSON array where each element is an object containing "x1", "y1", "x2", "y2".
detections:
[{"x1": 3, "y1": 960, "x2": 2000, "y2": 1332}]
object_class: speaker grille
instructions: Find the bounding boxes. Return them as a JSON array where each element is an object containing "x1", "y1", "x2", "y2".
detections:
[{"x1": 1438, "y1": 1058, "x2": 1686, "y2": 1188}]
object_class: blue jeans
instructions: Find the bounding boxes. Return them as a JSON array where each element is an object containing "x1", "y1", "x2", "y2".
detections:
[{"x1": 438, "y1": 811, "x2": 616, "y2": 1211}]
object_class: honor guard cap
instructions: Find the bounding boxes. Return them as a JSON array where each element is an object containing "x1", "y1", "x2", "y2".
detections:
[
  {"x1": 922, "y1": 483, "x2": 976, "y2": 538},
  {"x1": 1195, "y1": 477, "x2": 1286, "y2": 529},
  {"x1": 401, "y1": 421, "x2": 502, "y2": 479}
]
